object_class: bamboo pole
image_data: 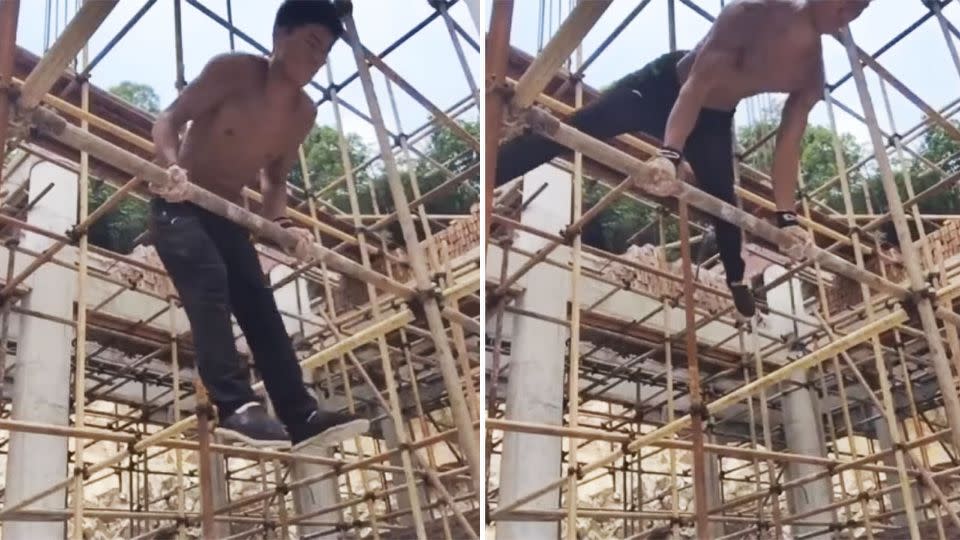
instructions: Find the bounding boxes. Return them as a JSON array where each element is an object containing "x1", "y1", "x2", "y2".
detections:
[
  {"x1": 325, "y1": 61, "x2": 428, "y2": 540},
  {"x1": 520, "y1": 106, "x2": 910, "y2": 300},
  {"x1": 436, "y1": 0, "x2": 479, "y2": 104},
  {"x1": 678, "y1": 201, "x2": 709, "y2": 539},
  {"x1": 840, "y1": 26, "x2": 960, "y2": 456},
  {"x1": 510, "y1": 0, "x2": 612, "y2": 109},
  {"x1": 169, "y1": 299, "x2": 186, "y2": 540},
  {"x1": 17, "y1": 0, "x2": 118, "y2": 110},
  {"x1": 490, "y1": 304, "x2": 913, "y2": 521},
  {"x1": 69, "y1": 38, "x2": 90, "y2": 540},
  {"x1": 0, "y1": 0, "x2": 19, "y2": 187},
  {"x1": 339, "y1": 5, "x2": 480, "y2": 491},
  {"x1": 26, "y1": 106, "x2": 415, "y2": 299},
  {"x1": 565, "y1": 31, "x2": 584, "y2": 539},
  {"x1": 363, "y1": 50, "x2": 478, "y2": 151},
  {"x1": 484, "y1": 0, "x2": 514, "y2": 245}
]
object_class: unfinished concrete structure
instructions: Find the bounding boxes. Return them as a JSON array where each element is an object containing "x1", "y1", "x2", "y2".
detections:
[
  {"x1": 0, "y1": 0, "x2": 481, "y2": 538},
  {"x1": 486, "y1": 1, "x2": 960, "y2": 539}
]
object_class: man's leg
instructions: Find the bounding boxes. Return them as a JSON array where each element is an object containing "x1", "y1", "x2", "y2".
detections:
[
  {"x1": 208, "y1": 220, "x2": 318, "y2": 429},
  {"x1": 149, "y1": 200, "x2": 273, "y2": 421},
  {"x1": 495, "y1": 71, "x2": 671, "y2": 186},
  {"x1": 213, "y1": 222, "x2": 369, "y2": 447},
  {"x1": 685, "y1": 116, "x2": 752, "y2": 315}
]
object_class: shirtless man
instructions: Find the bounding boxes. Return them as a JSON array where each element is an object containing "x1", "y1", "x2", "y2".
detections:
[
  {"x1": 495, "y1": 0, "x2": 871, "y2": 317},
  {"x1": 149, "y1": 0, "x2": 369, "y2": 449}
]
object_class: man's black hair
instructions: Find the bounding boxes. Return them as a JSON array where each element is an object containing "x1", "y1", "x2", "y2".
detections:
[{"x1": 273, "y1": 0, "x2": 345, "y2": 40}]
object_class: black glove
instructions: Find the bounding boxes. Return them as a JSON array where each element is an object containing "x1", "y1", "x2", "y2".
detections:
[
  {"x1": 657, "y1": 146, "x2": 684, "y2": 166},
  {"x1": 775, "y1": 210, "x2": 800, "y2": 228},
  {"x1": 273, "y1": 216, "x2": 295, "y2": 229}
]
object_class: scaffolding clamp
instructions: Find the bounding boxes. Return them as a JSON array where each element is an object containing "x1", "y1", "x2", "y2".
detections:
[
  {"x1": 688, "y1": 402, "x2": 710, "y2": 421},
  {"x1": 73, "y1": 464, "x2": 91, "y2": 480},
  {"x1": 566, "y1": 464, "x2": 584, "y2": 480}
]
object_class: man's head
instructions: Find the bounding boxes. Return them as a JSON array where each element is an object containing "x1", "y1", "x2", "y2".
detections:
[
  {"x1": 273, "y1": 0, "x2": 345, "y2": 86},
  {"x1": 808, "y1": 0, "x2": 870, "y2": 34}
]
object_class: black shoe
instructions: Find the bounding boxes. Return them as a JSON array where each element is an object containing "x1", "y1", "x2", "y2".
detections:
[
  {"x1": 290, "y1": 410, "x2": 370, "y2": 450},
  {"x1": 216, "y1": 402, "x2": 291, "y2": 449},
  {"x1": 728, "y1": 281, "x2": 756, "y2": 318}
]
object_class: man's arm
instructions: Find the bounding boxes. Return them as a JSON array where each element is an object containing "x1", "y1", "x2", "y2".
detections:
[
  {"x1": 771, "y1": 84, "x2": 821, "y2": 212},
  {"x1": 662, "y1": 2, "x2": 759, "y2": 152},
  {"x1": 261, "y1": 102, "x2": 316, "y2": 221},
  {"x1": 151, "y1": 54, "x2": 250, "y2": 166},
  {"x1": 260, "y1": 148, "x2": 300, "y2": 222}
]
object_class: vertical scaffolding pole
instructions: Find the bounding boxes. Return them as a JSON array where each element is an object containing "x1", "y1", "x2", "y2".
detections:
[
  {"x1": 842, "y1": 26, "x2": 960, "y2": 456},
  {"x1": 70, "y1": 28, "x2": 90, "y2": 539},
  {"x1": 678, "y1": 201, "x2": 709, "y2": 539},
  {"x1": 0, "y1": 0, "x2": 20, "y2": 186},
  {"x1": 169, "y1": 300, "x2": 187, "y2": 540},
  {"x1": 484, "y1": 0, "x2": 514, "y2": 245},
  {"x1": 834, "y1": 35, "x2": 925, "y2": 539},
  {"x1": 325, "y1": 62, "x2": 428, "y2": 540},
  {"x1": 564, "y1": 20, "x2": 584, "y2": 539},
  {"x1": 340, "y1": 4, "x2": 480, "y2": 490}
]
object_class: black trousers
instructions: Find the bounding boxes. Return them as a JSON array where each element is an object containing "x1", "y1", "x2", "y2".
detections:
[
  {"x1": 496, "y1": 51, "x2": 745, "y2": 283},
  {"x1": 149, "y1": 198, "x2": 316, "y2": 427}
]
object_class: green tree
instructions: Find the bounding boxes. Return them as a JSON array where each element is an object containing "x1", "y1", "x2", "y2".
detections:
[
  {"x1": 905, "y1": 121, "x2": 960, "y2": 216},
  {"x1": 109, "y1": 81, "x2": 161, "y2": 114},
  {"x1": 364, "y1": 120, "x2": 481, "y2": 242},
  {"x1": 82, "y1": 83, "x2": 158, "y2": 253},
  {"x1": 292, "y1": 125, "x2": 377, "y2": 213},
  {"x1": 414, "y1": 119, "x2": 480, "y2": 216},
  {"x1": 736, "y1": 104, "x2": 868, "y2": 213}
]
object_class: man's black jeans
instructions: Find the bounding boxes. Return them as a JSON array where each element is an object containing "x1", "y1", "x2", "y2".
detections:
[
  {"x1": 495, "y1": 50, "x2": 745, "y2": 284},
  {"x1": 149, "y1": 198, "x2": 316, "y2": 427}
]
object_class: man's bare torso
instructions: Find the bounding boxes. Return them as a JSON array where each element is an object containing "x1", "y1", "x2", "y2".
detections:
[
  {"x1": 676, "y1": 0, "x2": 825, "y2": 110},
  {"x1": 177, "y1": 54, "x2": 313, "y2": 202}
]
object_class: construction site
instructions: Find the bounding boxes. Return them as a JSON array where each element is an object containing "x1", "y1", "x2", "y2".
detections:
[
  {"x1": 0, "y1": 0, "x2": 482, "y2": 539},
  {"x1": 485, "y1": 1, "x2": 960, "y2": 539}
]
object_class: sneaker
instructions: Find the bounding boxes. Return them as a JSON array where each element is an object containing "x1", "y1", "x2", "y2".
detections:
[
  {"x1": 728, "y1": 281, "x2": 756, "y2": 318},
  {"x1": 216, "y1": 402, "x2": 291, "y2": 449},
  {"x1": 290, "y1": 410, "x2": 370, "y2": 450}
]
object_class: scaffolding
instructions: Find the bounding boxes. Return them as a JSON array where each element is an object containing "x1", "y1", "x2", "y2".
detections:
[
  {"x1": 485, "y1": 1, "x2": 960, "y2": 539},
  {"x1": 0, "y1": 0, "x2": 481, "y2": 539}
]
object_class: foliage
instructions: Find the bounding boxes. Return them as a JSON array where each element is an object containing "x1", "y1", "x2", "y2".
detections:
[
  {"x1": 736, "y1": 102, "x2": 870, "y2": 214},
  {"x1": 292, "y1": 119, "x2": 480, "y2": 245},
  {"x1": 109, "y1": 81, "x2": 161, "y2": 115},
  {"x1": 84, "y1": 83, "x2": 156, "y2": 254},
  {"x1": 291, "y1": 125, "x2": 378, "y2": 214}
]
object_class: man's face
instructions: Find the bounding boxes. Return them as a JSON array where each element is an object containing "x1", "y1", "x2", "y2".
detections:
[
  {"x1": 812, "y1": 0, "x2": 870, "y2": 33},
  {"x1": 274, "y1": 24, "x2": 335, "y2": 86}
]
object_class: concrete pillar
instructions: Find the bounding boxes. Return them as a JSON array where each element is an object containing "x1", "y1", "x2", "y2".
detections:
[
  {"x1": 270, "y1": 265, "x2": 339, "y2": 539},
  {"x1": 764, "y1": 265, "x2": 835, "y2": 539},
  {"x1": 498, "y1": 166, "x2": 571, "y2": 540},
  {"x1": 380, "y1": 406, "x2": 431, "y2": 529},
  {"x1": 874, "y1": 407, "x2": 917, "y2": 526},
  {"x1": 3, "y1": 161, "x2": 77, "y2": 540}
]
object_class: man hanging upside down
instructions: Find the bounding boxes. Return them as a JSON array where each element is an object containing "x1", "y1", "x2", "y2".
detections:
[
  {"x1": 149, "y1": 0, "x2": 369, "y2": 449},
  {"x1": 495, "y1": 0, "x2": 870, "y2": 317}
]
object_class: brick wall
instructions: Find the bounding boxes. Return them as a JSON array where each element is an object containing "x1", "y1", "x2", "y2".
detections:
[
  {"x1": 818, "y1": 219, "x2": 960, "y2": 314},
  {"x1": 604, "y1": 245, "x2": 733, "y2": 315}
]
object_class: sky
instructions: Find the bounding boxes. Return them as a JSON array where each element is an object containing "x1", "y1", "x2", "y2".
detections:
[
  {"x1": 493, "y1": 0, "x2": 960, "y2": 154},
  {"x1": 13, "y1": 0, "x2": 482, "y2": 147}
]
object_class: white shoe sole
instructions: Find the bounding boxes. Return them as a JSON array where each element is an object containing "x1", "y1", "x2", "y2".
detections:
[
  {"x1": 216, "y1": 427, "x2": 292, "y2": 450},
  {"x1": 293, "y1": 419, "x2": 370, "y2": 452}
]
